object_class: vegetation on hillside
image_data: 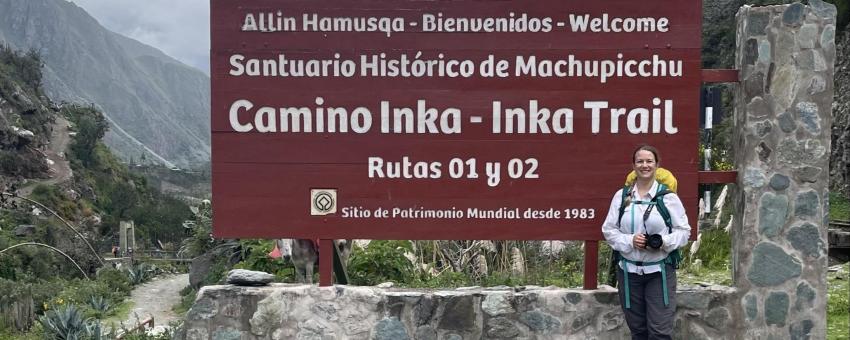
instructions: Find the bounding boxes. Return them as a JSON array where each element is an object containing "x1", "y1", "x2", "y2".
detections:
[
  {"x1": 0, "y1": 46, "x2": 52, "y2": 181},
  {"x1": 0, "y1": 46, "x2": 43, "y2": 98},
  {"x1": 0, "y1": 46, "x2": 192, "y2": 339},
  {"x1": 128, "y1": 165, "x2": 211, "y2": 201},
  {"x1": 24, "y1": 103, "x2": 192, "y2": 253}
]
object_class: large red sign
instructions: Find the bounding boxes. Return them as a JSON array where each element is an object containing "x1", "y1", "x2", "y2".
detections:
[{"x1": 211, "y1": 0, "x2": 701, "y2": 240}]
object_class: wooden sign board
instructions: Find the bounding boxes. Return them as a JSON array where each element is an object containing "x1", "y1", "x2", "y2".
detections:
[{"x1": 211, "y1": 0, "x2": 701, "y2": 240}]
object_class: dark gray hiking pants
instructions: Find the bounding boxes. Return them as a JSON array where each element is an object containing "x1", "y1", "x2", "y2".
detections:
[{"x1": 616, "y1": 263, "x2": 677, "y2": 340}]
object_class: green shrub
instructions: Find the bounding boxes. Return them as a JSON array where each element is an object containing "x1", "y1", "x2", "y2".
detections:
[
  {"x1": 55, "y1": 279, "x2": 124, "y2": 313},
  {"x1": 202, "y1": 258, "x2": 231, "y2": 286},
  {"x1": 0, "y1": 239, "x2": 23, "y2": 280},
  {"x1": 232, "y1": 240, "x2": 295, "y2": 282},
  {"x1": 598, "y1": 241, "x2": 616, "y2": 286},
  {"x1": 0, "y1": 278, "x2": 64, "y2": 315},
  {"x1": 178, "y1": 205, "x2": 215, "y2": 258},
  {"x1": 172, "y1": 287, "x2": 197, "y2": 316},
  {"x1": 95, "y1": 267, "x2": 132, "y2": 296},
  {"x1": 521, "y1": 241, "x2": 584, "y2": 288},
  {"x1": 28, "y1": 185, "x2": 82, "y2": 219},
  {"x1": 29, "y1": 280, "x2": 66, "y2": 315},
  {"x1": 66, "y1": 105, "x2": 108, "y2": 168},
  {"x1": 0, "y1": 279, "x2": 36, "y2": 331},
  {"x1": 681, "y1": 228, "x2": 732, "y2": 271},
  {"x1": 348, "y1": 240, "x2": 414, "y2": 286},
  {"x1": 411, "y1": 271, "x2": 471, "y2": 288},
  {"x1": 0, "y1": 47, "x2": 43, "y2": 91},
  {"x1": 0, "y1": 151, "x2": 17, "y2": 175}
]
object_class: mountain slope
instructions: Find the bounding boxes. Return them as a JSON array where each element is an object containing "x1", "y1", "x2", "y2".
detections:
[{"x1": 0, "y1": 0, "x2": 210, "y2": 168}]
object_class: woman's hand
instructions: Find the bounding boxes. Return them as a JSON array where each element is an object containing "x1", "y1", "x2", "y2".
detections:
[{"x1": 633, "y1": 234, "x2": 646, "y2": 249}]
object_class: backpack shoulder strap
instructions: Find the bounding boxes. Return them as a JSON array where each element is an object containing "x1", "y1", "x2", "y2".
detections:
[
  {"x1": 652, "y1": 183, "x2": 674, "y2": 233},
  {"x1": 616, "y1": 185, "x2": 632, "y2": 228}
]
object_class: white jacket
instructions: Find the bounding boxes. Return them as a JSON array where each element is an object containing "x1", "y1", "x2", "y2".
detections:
[{"x1": 601, "y1": 180, "x2": 691, "y2": 275}]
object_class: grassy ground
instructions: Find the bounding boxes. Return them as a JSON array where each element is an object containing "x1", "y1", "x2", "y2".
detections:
[
  {"x1": 828, "y1": 192, "x2": 849, "y2": 338},
  {"x1": 831, "y1": 192, "x2": 850, "y2": 221},
  {"x1": 0, "y1": 328, "x2": 40, "y2": 340},
  {"x1": 678, "y1": 227, "x2": 733, "y2": 286},
  {"x1": 828, "y1": 262, "x2": 850, "y2": 340},
  {"x1": 679, "y1": 267, "x2": 733, "y2": 286},
  {"x1": 102, "y1": 300, "x2": 134, "y2": 327}
]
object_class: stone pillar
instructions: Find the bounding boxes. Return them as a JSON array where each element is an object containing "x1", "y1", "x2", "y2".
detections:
[
  {"x1": 119, "y1": 221, "x2": 127, "y2": 254},
  {"x1": 119, "y1": 220, "x2": 135, "y2": 254},
  {"x1": 733, "y1": 1, "x2": 835, "y2": 339}
]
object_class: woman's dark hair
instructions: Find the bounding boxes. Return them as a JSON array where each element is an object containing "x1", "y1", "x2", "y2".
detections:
[{"x1": 633, "y1": 144, "x2": 660, "y2": 164}]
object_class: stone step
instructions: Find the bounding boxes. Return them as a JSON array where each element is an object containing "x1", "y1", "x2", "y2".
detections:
[{"x1": 829, "y1": 228, "x2": 850, "y2": 248}]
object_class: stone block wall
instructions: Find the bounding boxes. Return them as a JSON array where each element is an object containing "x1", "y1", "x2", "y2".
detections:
[
  {"x1": 177, "y1": 284, "x2": 740, "y2": 340},
  {"x1": 733, "y1": 1, "x2": 835, "y2": 339}
]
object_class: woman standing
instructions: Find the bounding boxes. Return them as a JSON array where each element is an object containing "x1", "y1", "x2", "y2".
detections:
[{"x1": 601, "y1": 145, "x2": 691, "y2": 339}]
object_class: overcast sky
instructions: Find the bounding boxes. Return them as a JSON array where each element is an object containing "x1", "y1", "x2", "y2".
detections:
[{"x1": 70, "y1": 0, "x2": 210, "y2": 74}]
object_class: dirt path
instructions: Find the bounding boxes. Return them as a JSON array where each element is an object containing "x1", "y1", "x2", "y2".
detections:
[
  {"x1": 122, "y1": 273, "x2": 189, "y2": 331},
  {"x1": 19, "y1": 116, "x2": 72, "y2": 197}
]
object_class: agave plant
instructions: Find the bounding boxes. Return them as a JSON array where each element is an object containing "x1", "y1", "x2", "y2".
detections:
[
  {"x1": 126, "y1": 264, "x2": 151, "y2": 285},
  {"x1": 84, "y1": 319, "x2": 106, "y2": 340},
  {"x1": 38, "y1": 304, "x2": 88, "y2": 340},
  {"x1": 87, "y1": 296, "x2": 111, "y2": 318}
]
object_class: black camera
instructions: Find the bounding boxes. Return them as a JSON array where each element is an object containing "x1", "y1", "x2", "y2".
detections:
[{"x1": 646, "y1": 234, "x2": 664, "y2": 249}]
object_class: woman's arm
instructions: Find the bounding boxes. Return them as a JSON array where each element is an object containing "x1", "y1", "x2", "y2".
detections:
[{"x1": 602, "y1": 189, "x2": 635, "y2": 253}]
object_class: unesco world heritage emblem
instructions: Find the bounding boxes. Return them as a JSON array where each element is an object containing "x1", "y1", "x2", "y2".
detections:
[{"x1": 310, "y1": 189, "x2": 337, "y2": 215}]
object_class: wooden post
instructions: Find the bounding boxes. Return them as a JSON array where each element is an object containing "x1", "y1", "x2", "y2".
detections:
[
  {"x1": 701, "y1": 69, "x2": 739, "y2": 83},
  {"x1": 319, "y1": 239, "x2": 333, "y2": 286},
  {"x1": 583, "y1": 240, "x2": 598, "y2": 290},
  {"x1": 332, "y1": 241, "x2": 350, "y2": 285},
  {"x1": 697, "y1": 170, "x2": 738, "y2": 183}
]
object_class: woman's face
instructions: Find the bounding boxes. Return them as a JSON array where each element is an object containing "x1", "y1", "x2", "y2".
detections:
[{"x1": 633, "y1": 150, "x2": 658, "y2": 181}]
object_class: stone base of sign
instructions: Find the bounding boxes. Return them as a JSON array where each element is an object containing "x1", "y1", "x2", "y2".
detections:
[{"x1": 176, "y1": 284, "x2": 741, "y2": 340}]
